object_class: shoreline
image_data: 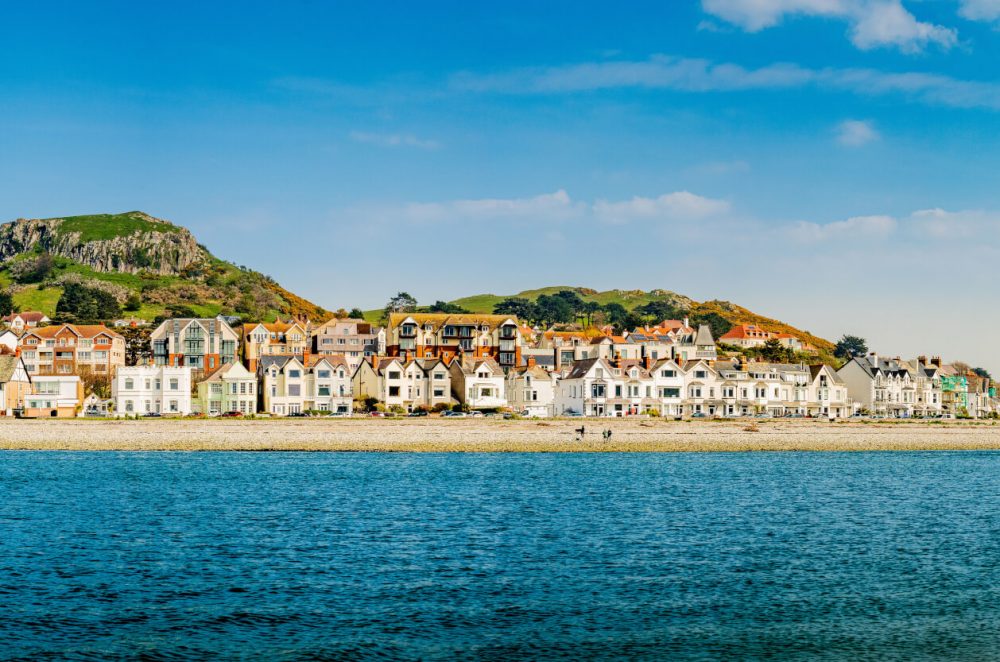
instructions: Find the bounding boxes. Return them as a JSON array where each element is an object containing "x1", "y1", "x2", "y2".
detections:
[{"x1": 1, "y1": 418, "x2": 999, "y2": 452}]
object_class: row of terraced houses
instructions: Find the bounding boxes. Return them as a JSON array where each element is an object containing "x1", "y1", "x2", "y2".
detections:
[{"x1": 0, "y1": 311, "x2": 996, "y2": 419}]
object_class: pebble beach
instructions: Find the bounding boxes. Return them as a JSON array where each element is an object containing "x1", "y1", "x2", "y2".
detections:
[{"x1": 1, "y1": 418, "x2": 999, "y2": 452}]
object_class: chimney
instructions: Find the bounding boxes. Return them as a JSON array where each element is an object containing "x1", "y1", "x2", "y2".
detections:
[
  {"x1": 643, "y1": 356, "x2": 652, "y2": 370},
  {"x1": 931, "y1": 356, "x2": 942, "y2": 368},
  {"x1": 371, "y1": 355, "x2": 379, "y2": 371},
  {"x1": 869, "y1": 351, "x2": 878, "y2": 367},
  {"x1": 405, "y1": 350, "x2": 413, "y2": 363},
  {"x1": 613, "y1": 352, "x2": 622, "y2": 369},
  {"x1": 683, "y1": 317, "x2": 689, "y2": 329},
  {"x1": 918, "y1": 355, "x2": 927, "y2": 366}
]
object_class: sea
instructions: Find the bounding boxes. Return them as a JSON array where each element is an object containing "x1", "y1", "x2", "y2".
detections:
[{"x1": 2, "y1": 451, "x2": 999, "y2": 660}]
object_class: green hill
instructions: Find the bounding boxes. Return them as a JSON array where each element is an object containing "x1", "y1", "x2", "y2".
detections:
[{"x1": 0, "y1": 211, "x2": 329, "y2": 323}]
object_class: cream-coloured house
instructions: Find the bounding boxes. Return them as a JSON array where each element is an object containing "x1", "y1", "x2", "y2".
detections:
[
  {"x1": 242, "y1": 319, "x2": 311, "y2": 371},
  {"x1": 352, "y1": 356, "x2": 452, "y2": 412},
  {"x1": 0, "y1": 354, "x2": 31, "y2": 416},
  {"x1": 506, "y1": 361, "x2": 558, "y2": 417}
]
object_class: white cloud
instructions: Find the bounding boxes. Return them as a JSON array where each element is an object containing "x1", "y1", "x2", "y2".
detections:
[
  {"x1": 593, "y1": 192, "x2": 731, "y2": 224},
  {"x1": 452, "y1": 55, "x2": 1000, "y2": 111},
  {"x1": 836, "y1": 119, "x2": 880, "y2": 146},
  {"x1": 702, "y1": 0, "x2": 957, "y2": 52},
  {"x1": 909, "y1": 207, "x2": 1000, "y2": 238},
  {"x1": 349, "y1": 131, "x2": 440, "y2": 150},
  {"x1": 959, "y1": 0, "x2": 1000, "y2": 22},
  {"x1": 791, "y1": 214, "x2": 897, "y2": 242},
  {"x1": 401, "y1": 189, "x2": 583, "y2": 224}
]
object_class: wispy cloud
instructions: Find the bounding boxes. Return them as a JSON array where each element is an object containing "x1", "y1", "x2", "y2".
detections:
[
  {"x1": 593, "y1": 192, "x2": 731, "y2": 225},
  {"x1": 958, "y1": 0, "x2": 1000, "y2": 23},
  {"x1": 701, "y1": 0, "x2": 958, "y2": 53},
  {"x1": 451, "y1": 54, "x2": 1000, "y2": 111},
  {"x1": 836, "y1": 119, "x2": 880, "y2": 146},
  {"x1": 349, "y1": 131, "x2": 440, "y2": 150},
  {"x1": 791, "y1": 214, "x2": 897, "y2": 242}
]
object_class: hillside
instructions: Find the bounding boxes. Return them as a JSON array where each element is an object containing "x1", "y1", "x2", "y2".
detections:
[
  {"x1": 443, "y1": 286, "x2": 835, "y2": 353},
  {"x1": 0, "y1": 211, "x2": 329, "y2": 322}
]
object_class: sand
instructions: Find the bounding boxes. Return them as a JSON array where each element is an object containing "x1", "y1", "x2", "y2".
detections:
[{"x1": 0, "y1": 418, "x2": 999, "y2": 452}]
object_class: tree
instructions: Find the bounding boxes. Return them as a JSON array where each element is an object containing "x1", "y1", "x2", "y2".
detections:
[
  {"x1": 760, "y1": 338, "x2": 793, "y2": 363},
  {"x1": 494, "y1": 297, "x2": 538, "y2": 322},
  {"x1": 638, "y1": 301, "x2": 684, "y2": 324},
  {"x1": 973, "y1": 367, "x2": 992, "y2": 380},
  {"x1": 56, "y1": 282, "x2": 121, "y2": 322},
  {"x1": 347, "y1": 308, "x2": 366, "y2": 320},
  {"x1": 582, "y1": 301, "x2": 601, "y2": 327},
  {"x1": 124, "y1": 292, "x2": 142, "y2": 312},
  {"x1": 834, "y1": 335, "x2": 868, "y2": 360},
  {"x1": 689, "y1": 312, "x2": 732, "y2": 340},
  {"x1": 428, "y1": 300, "x2": 470, "y2": 314},
  {"x1": 120, "y1": 326, "x2": 153, "y2": 366},
  {"x1": 10, "y1": 253, "x2": 55, "y2": 284},
  {"x1": 0, "y1": 289, "x2": 12, "y2": 318},
  {"x1": 384, "y1": 292, "x2": 417, "y2": 317},
  {"x1": 78, "y1": 366, "x2": 111, "y2": 399},
  {"x1": 535, "y1": 295, "x2": 573, "y2": 325}
]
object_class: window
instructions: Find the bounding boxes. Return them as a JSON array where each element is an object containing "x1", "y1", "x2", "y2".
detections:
[
  {"x1": 124, "y1": 378, "x2": 134, "y2": 390},
  {"x1": 169, "y1": 400, "x2": 178, "y2": 412},
  {"x1": 169, "y1": 378, "x2": 179, "y2": 391},
  {"x1": 433, "y1": 388, "x2": 444, "y2": 397},
  {"x1": 288, "y1": 384, "x2": 301, "y2": 397},
  {"x1": 388, "y1": 371, "x2": 401, "y2": 380},
  {"x1": 318, "y1": 370, "x2": 331, "y2": 379},
  {"x1": 661, "y1": 370, "x2": 676, "y2": 378},
  {"x1": 592, "y1": 384, "x2": 606, "y2": 398},
  {"x1": 434, "y1": 372, "x2": 446, "y2": 380},
  {"x1": 695, "y1": 370, "x2": 707, "y2": 379},
  {"x1": 288, "y1": 370, "x2": 301, "y2": 379},
  {"x1": 125, "y1": 400, "x2": 134, "y2": 412},
  {"x1": 318, "y1": 385, "x2": 331, "y2": 396},
  {"x1": 389, "y1": 386, "x2": 400, "y2": 397}
]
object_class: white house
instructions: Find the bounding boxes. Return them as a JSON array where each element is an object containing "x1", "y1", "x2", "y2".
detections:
[
  {"x1": 0, "y1": 329, "x2": 19, "y2": 355},
  {"x1": 449, "y1": 356, "x2": 508, "y2": 410},
  {"x1": 838, "y1": 353, "x2": 917, "y2": 417},
  {"x1": 112, "y1": 365, "x2": 193, "y2": 416},
  {"x1": 806, "y1": 364, "x2": 853, "y2": 418},
  {"x1": 305, "y1": 356, "x2": 353, "y2": 414},
  {"x1": 506, "y1": 361, "x2": 558, "y2": 417},
  {"x1": 648, "y1": 358, "x2": 685, "y2": 417},
  {"x1": 352, "y1": 356, "x2": 453, "y2": 412},
  {"x1": 555, "y1": 358, "x2": 623, "y2": 417},
  {"x1": 23, "y1": 375, "x2": 83, "y2": 418}
]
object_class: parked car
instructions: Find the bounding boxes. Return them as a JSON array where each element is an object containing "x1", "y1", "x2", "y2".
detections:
[
  {"x1": 143, "y1": 412, "x2": 162, "y2": 418},
  {"x1": 442, "y1": 411, "x2": 467, "y2": 418},
  {"x1": 369, "y1": 411, "x2": 385, "y2": 418},
  {"x1": 408, "y1": 410, "x2": 429, "y2": 417},
  {"x1": 691, "y1": 412, "x2": 707, "y2": 418},
  {"x1": 220, "y1": 411, "x2": 243, "y2": 418}
]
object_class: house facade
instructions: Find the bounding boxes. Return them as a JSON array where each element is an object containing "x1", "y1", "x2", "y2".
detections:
[
  {"x1": 0, "y1": 355, "x2": 31, "y2": 415},
  {"x1": 18, "y1": 324, "x2": 125, "y2": 377},
  {"x1": 2, "y1": 311, "x2": 50, "y2": 333},
  {"x1": 197, "y1": 362, "x2": 257, "y2": 416},
  {"x1": 150, "y1": 317, "x2": 239, "y2": 373},
  {"x1": 260, "y1": 356, "x2": 307, "y2": 415},
  {"x1": 352, "y1": 356, "x2": 452, "y2": 412},
  {"x1": 23, "y1": 375, "x2": 83, "y2": 418},
  {"x1": 311, "y1": 318, "x2": 385, "y2": 371},
  {"x1": 242, "y1": 319, "x2": 311, "y2": 371},
  {"x1": 387, "y1": 313, "x2": 522, "y2": 371},
  {"x1": 304, "y1": 356, "x2": 353, "y2": 414},
  {"x1": 448, "y1": 356, "x2": 508, "y2": 409},
  {"x1": 506, "y1": 362, "x2": 558, "y2": 417},
  {"x1": 112, "y1": 365, "x2": 193, "y2": 416}
]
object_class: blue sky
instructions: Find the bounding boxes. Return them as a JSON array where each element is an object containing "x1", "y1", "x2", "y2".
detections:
[{"x1": 2, "y1": 1, "x2": 999, "y2": 370}]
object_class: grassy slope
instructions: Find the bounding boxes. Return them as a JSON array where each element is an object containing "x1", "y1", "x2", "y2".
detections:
[
  {"x1": 53, "y1": 212, "x2": 180, "y2": 242},
  {"x1": 3, "y1": 212, "x2": 327, "y2": 322}
]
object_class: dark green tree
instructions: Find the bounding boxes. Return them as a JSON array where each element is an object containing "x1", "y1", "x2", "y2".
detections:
[
  {"x1": 0, "y1": 289, "x2": 13, "y2": 317},
  {"x1": 834, "y1": 335, "x2": 868, "y2": 360},
  {"x1": 760, "y1": 338, "x2": 793, "y2": 363},
  {"x1": 535, "y1": 295, "x2": 573, "y2": 325},
  {"x1": 428, "y1": 300, "x2": 470, "y2": 314},
  {"x1": 384, "y1": 292, "x2": 418, "y2": 319},
  {"x1": 347, "y1": 308, "x2": 366, "y2": 320},
  {"x1": 973, "y1": 367, "x2": 992, "y2": 380},
  {"x1": 494, "y1": 297, "x2": 538, "y2": 323}
]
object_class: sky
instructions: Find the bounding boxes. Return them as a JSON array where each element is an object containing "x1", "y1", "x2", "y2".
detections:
[{"x1": 1, "y1": 0, "x2": 998, "y2": 371}]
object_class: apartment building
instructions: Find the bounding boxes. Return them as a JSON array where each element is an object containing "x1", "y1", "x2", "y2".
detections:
[
  {"x1": 387, "y1": 313, "x2": 522, "y2": 371},
  {"x1": 311, "y1": 318, "x2": 385, "y2": 371},
  {"x1": 112, "y1": 365, "x2": 193, "y2": 416},
  {"x1": 150, "y1": 317, "x2": 239, "y2": 373},
  {"x1": 242, "y1": 319, "x2": 311, "y2": 371},
  {"x1": 18, "y1": 324, "x2": 125, "y2": 377}
]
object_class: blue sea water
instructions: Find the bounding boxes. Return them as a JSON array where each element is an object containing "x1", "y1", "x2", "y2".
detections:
[{"x1": 2, "y1": 451, "x2": 1000, "y2": 660}]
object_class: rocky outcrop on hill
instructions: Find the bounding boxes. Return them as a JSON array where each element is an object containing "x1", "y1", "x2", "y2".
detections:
[{"x1": 0, "y1": 213, "x2": 206, "y2": 276}]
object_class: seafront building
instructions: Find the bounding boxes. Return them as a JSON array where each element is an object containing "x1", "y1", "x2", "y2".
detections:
[
  {"x1": 0, "y1": 354, "x2": 31, "y2": 416},
  {"x1": 23, "y1": 375, "x2": 83, "y2": 418},
  {"x1": 2, "y1": 307, "x2": 997, "y2": 419},
  {"x1": 112, "y1": 365, "x2": 193, "y2": 416}
]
